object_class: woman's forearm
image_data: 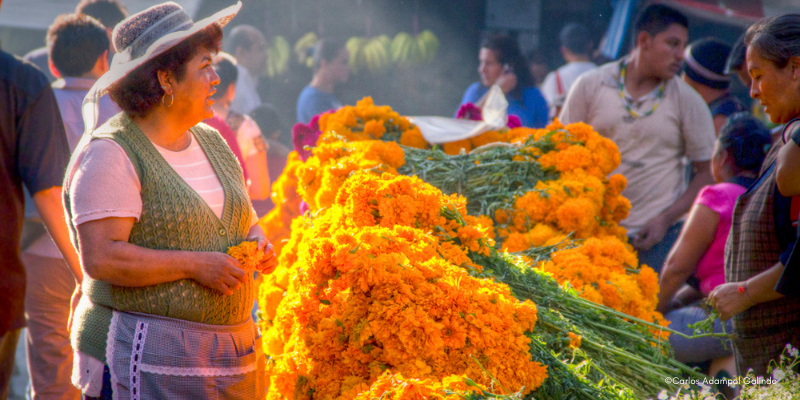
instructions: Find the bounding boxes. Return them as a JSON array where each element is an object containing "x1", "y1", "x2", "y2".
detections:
[
  {"x1": 745, "y1": 262, "x2": 786, "y2": 305},
  {"x1": 82, "y1": 239, "x2": 198, "y2": 286}
]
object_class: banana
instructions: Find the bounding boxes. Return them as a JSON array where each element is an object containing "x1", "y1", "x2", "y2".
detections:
[
  {"x1": 417, "y1": 30, "x2": 439, "y2": 63},
  {"x1": 265, "y1": 36, "x2": 291, "y2": 77},
  {"x1": 346, "y1": 36, "x2": 366, "y2": 74},
  {"x1": 391, "y1": 32, "x2": 413, "y2": 64},
  {"x1": 293, "y1": 32, "x2": 318, "y2": 67}
]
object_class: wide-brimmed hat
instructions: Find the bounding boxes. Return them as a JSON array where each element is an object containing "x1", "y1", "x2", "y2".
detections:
[{"x1": 82, "y1": 1, "x2": 241, "y2": 135}]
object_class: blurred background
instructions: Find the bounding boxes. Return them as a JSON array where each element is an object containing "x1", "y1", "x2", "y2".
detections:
[{"x1": 4, "y1": 0, "x2": 797, "y2": 135}]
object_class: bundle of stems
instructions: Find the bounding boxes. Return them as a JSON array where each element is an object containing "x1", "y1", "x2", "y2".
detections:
[
  {"x1": 470, "y1": 250, "x2": 711, "y2": 399},
  {"x1": 399, "y1": 139, "x2": 558, "y2": 217}
]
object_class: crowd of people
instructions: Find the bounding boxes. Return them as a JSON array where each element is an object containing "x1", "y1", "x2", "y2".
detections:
[{"x1": 0, "y1": 0, "x2": 799, "y2": 399}]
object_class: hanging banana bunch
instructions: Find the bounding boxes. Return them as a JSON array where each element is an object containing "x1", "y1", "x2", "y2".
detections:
[
  {"x1": 294, "y1": 32, "x2": 318, "y2": 69},
  {"x1": 390, "y1": 29, "x2": 439, "y2": 67},
  {"x1": 265, "y1": 35, "x2": 291, "y2": 78},
  {"x1": 347, "y1": 35, "x2": 391, "y2": 75}
]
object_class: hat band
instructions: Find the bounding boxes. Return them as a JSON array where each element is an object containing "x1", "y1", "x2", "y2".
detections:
[
  {"x1": 127, "y1": 9, "x2": 193, "y2": 59},
  {"x1": 685, "y1": 51, "x2": 730, "y2": 83}
]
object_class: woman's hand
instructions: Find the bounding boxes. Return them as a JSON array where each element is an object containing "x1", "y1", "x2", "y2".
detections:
[
  {"x1": 190, "y1": 252, "x2": 247, "y2": 295},
  {"x1": 496, "y1": 70, "x2": 518, "y2": 94},
  {"x1": 708, "y1": 282, "x2": 755, "y2": 321},
  {"x1": 249, "y1": 235, "x2": 278, "y2": 274}
]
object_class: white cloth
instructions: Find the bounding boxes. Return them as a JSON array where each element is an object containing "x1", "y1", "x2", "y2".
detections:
[
  {"x1": 72, "y1": 349, "x2": 106, "y2": 397},
  {"x1": 411, "y1": 85, "x2": 509, "y2": 144},
  {"x1": 540, "y1": 61, "x2": 596, "y2": 119},
  {"x1": 230, "y1": 65, "x2": 261, "y2": 115}
]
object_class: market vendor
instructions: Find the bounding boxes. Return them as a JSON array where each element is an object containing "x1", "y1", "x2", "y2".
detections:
[
  {"x1": 64, "y1": 2, "x2": 275, "y2": 398},
  {"x1": 658, "y1": 114, "x2": 769, "y2": 377},
  {"x1": 709, "y1": 13, "x2": 800, "y2": 377},
  {"x1": 457, "y1": 34, "x2": 548, "y2": 128}
]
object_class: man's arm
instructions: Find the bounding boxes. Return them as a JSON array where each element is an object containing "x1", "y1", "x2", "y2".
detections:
[
  {"x1": 633, "y1": 160, "x2": 714, "y2": 251},
  {"x1": 32, "y1": 186, "x2": 82, "y2": 282}
]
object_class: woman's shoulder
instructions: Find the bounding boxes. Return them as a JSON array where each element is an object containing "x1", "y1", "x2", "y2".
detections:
[
  {"x1": 696, "y1": 182, "x2": 748, "y2": 209},
  {"x1": 521, "y1": 85, "x2": 545, "y2": 99},
  {"x1": 464, "y1": 82, "x2": 484, "y2": 95}
]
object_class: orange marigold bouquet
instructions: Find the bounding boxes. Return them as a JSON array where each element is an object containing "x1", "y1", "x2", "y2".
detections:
[
  {"x1": 259, "y1": 171, "x2": 699, "y2": 399},
  {"x1": 316, "y1": 97, "x2": 427, "y2": 149},
  {"x1": 262, "y1": 172, "x2": 548, "y2": 399}
]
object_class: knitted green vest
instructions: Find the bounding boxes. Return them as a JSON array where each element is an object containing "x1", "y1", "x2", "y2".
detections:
[{"x1": 65, "y1": 113, "x2": 253, "y2": 363}]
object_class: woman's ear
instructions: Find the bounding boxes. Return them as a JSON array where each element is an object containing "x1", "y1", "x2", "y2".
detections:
[
  {"x1": 156, "y1": 70, "x2": 172, "y2": 92},
  {"x1": 790, "y1": 56, "x2": 800, "y2": 81}
]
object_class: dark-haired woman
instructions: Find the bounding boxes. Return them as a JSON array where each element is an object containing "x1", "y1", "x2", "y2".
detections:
[
  {"x1": 64, "y1": 2, "x2": 273, "y2": 398},
  {"x1": 296, "y1": 38, "x2": 349, "y2": 124},
  {"x1": 457, "y1": 34, "x2": 548, "y2": 128},
  {"x1": 709, "y1": 14, "x2": 800, "y2": 376},
  {"x1": 658, "y1": 114, "x2": 770, "y2": 380}
]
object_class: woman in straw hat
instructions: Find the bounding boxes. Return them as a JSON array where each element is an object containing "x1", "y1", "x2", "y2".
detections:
[
  {"x1": 63, "y1": 2, "x2": 273, "y2": 398},
  {"x1": 708, "y1": 14, "x2": 800, "y2": 376}
]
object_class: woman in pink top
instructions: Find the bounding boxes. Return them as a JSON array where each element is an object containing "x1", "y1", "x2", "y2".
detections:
[{"x1": 658, "y1": 113, "x2": 770, "y2": 377}]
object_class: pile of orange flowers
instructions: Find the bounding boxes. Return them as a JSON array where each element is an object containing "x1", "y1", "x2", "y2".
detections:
[
  {"x1": 465, "y1": 121, "x2": 665, "y2": 326},
  {"x1": 352, "y1": 372, "x2": 489, "y2": 399},
  {"x1": 258, "y1": 100, "x2": 666, "y2": 343},
  {"x1": 317, "y1": 97, "x2": 428, "y2": 149},
  {"x1": 258, "y1": 151, "x2": 304, "y2": 256},
  {"x1": 494, "y1": 120, "x2": 629, "y2": 251},
  {"x1": 541, "y1": 237, "x2": 666, "y2": 326},
  {"x1": 260, "y1": 172, "x2": 547, "y2": 400},
  {"x1": 295, "y1": 138, "x2": 406, "y2": 211}
]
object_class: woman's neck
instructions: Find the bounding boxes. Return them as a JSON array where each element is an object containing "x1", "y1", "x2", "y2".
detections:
[
  {"x1": 722, "y1": 168, "x2": 758, "y2": 183},
  {"x1": 132, "y1": 108, "x2": 194, "y2": 151},
  {"x1": 310, "y1": 74, "x2": 334, "y2": 93}
]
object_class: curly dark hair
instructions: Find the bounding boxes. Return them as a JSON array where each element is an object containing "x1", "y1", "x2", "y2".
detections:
[{"x1": 107, "y1": 24, "x2": 222, "y2": 118}]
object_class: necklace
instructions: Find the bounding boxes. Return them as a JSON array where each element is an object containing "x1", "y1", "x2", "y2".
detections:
[{"x1": 619, "y1": 60, "x2": 666, "y2": 119}]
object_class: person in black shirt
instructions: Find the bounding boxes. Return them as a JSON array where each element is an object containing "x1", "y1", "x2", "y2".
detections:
[{"x1": 0, "y1": 50, "x2": 78, "y2": 398}]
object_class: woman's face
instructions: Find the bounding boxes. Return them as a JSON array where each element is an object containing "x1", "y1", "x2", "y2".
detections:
[
  {"x1": 329, "y1": 49, "x2": 351, "y2": 83},
  {"x1": 479, "y1": 48, "x2": 503, "y2": 87},
  {"x1": 170, "y1": 48, "x2": 220, "y2": 122},
  {"x1": 747, "y1": 46, "x2": 800, "y2": 124}
]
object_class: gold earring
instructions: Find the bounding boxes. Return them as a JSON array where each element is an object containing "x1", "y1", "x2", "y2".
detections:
[{"x1": 162, "y1": 92, "x2": 174, "y2": 108}]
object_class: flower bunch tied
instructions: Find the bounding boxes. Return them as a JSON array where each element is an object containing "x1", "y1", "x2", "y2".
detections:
[{"x1": 261, "y1": 171, "x2": 547, "y2": 399}]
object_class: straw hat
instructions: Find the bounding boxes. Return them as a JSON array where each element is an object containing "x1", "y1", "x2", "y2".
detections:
[{"x1": 82, "y1": 1, "x2": 241, "y2": 135}]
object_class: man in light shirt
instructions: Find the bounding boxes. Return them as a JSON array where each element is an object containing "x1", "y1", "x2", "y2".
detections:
[
  {"x1": 225, "y1": 25, "x2": 268, "y2": 114},
  {"x1": 560, "y1": 5, "x2": 716, "y2": 273},
  {"x1": 540, "y1": 23, "x2": 596, "y2": 119}
]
